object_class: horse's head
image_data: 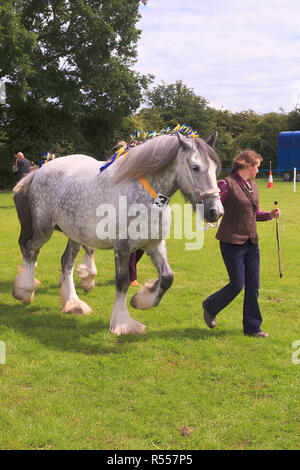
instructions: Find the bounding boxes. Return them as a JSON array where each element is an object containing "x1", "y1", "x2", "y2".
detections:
[{"x1": 176, "y1": 132, "x2": 224, "y2": 223}]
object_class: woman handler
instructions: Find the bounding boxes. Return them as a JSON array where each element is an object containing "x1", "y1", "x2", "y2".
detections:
[{"x1": 203, "y1": 150, "x2": 280, "y2": 337}]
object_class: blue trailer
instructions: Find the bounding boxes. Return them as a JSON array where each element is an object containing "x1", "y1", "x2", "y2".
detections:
[{"x1": 277, "y1": 131, "x2": 300, "y2": 181}]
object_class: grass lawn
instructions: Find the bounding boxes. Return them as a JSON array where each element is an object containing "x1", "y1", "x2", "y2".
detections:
[{"x1": 0, "y1": 180, "x2": 299, "y2": 450}]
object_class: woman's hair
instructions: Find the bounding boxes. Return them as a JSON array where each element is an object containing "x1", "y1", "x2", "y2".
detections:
[{"x1": 230, "y1": 149, "x2": 263, "y2": 175}]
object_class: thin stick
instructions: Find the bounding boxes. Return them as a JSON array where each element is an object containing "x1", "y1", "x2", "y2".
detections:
[{"x1": 274, "y1": 201, "x2": 283, "y2": 278}]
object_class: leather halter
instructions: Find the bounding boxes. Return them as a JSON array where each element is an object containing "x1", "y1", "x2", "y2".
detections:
[
  {"x1": 139, "y1": 152, "x2": 221, "y2": 204},
  {"x1": 183, "y1": 155, "x2": 220, "y2": 203}
]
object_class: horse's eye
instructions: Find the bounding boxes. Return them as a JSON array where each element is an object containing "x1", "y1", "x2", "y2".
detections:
[{"x1": 192, "y1": 165, "x2": 200, "y2": 172}]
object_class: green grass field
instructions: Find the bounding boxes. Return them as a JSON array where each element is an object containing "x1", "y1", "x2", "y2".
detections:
[{"x1": 0, "y1": 181, "x2": 299, "y2": 450}]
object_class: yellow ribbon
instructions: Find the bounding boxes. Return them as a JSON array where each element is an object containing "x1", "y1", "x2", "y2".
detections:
[{"x1": 138, "y1": 177, "x2": 158, "y2": 199}]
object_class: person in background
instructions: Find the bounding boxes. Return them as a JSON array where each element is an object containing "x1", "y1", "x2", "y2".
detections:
[
  {"x1": 13, "y1": 152, "x2": 31, "y2": 182},
  {"x1": 129, "y1": 249, "x2": 144, "y2": 287},
  {"x1": 202, "y1": 149, "x2": 280, "y2": 338},
  {"x1": 110, "y1": 139, "x2": 145, "y2": 287}
]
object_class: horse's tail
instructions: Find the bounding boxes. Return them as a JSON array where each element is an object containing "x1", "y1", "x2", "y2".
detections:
[
  {"x1": 13, "y1": 170, "x2": 37, "y2": 195},
  {"x1": 13, "y1": 171, "x2": 37, "y2": 257}
]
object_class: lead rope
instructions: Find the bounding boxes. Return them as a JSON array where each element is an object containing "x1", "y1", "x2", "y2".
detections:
[{"x1": 197, "y1": 210, "x2": 220, "y2": 232}]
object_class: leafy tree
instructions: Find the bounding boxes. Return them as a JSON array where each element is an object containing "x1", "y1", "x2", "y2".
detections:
[
  {"x1": 211, "y1": 108, "x2": 288, "y2": 167},
  {"x1": 287, "y1": 107, "x2": 300, "y2": 131},
  {"x1": 0, "y1": 0, "x2": 151, "y2": 167},
  {"x1": 253, "y1": 112, "x2": 288, "y2": 166},
  {"x1": 134, "y1": 107, "x2": 165, "y2": 133},
  {"x1": 145, "y1": 80, "x2": 213, "y2": 137}
]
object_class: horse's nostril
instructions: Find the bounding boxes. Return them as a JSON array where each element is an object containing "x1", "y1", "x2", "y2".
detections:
[{"x1": 209, "y1": 209, "x2": 218, "y2": 221}]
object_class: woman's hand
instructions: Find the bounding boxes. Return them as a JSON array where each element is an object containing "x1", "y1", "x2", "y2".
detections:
[{"x1": 270, "y1": 208, "x2": 281, "y2": 219}]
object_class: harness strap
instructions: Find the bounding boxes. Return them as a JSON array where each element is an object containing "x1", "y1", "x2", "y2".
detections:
[{"x1": 138, "y1": 177, "x2": 158, "y2": 199}]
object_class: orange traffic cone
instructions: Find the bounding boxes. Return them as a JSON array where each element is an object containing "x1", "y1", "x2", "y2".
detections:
[{"x1": 268, "y1": 170, "x2": 274, "y2": 188}]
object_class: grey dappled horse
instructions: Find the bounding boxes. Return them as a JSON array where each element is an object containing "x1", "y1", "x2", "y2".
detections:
[{"x1": 13, "y1": 132, "x2": 224, "y2": 335}]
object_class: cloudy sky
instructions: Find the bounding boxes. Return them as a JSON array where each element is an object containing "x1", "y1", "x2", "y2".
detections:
[{"x1": 135, "y1": 0, "x2": 300, "y2": 113}]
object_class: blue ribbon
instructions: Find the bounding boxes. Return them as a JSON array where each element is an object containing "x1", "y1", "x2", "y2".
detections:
[{"x1": 100, "y1": 151, "x2": 119, "y2": 172}]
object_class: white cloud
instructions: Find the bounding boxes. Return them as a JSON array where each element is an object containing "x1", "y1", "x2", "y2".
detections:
[{"x1": 135, "y1": 0, "x2": 300, "y2": 112}]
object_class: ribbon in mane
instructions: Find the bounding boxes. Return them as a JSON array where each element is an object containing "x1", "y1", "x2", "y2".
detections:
[
  {"x1": 38, "y1": 152, "x2": 56, "y2": 168},
  {"x1": 99, "y1": 124, "x2": 200, "y2": 173}
]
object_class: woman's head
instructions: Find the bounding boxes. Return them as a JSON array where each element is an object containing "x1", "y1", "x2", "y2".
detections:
[{"x1": 230, "y1": 149, "x2": 262, "y2": 176}]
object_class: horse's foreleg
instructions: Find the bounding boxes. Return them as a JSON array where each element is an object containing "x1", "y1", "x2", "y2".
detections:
[
  {"x1": 60, "y1": 240, "x2": 91, "y2": 315},
  {"x1": 130, "y1": 240, "x2": 173, "y2": 310},
  {"x1": 109, "y1": 243, "x2": 145, "y2": 335},
  {"x1": 77, "y1": 246, "x2": 97, "y2": 292}
]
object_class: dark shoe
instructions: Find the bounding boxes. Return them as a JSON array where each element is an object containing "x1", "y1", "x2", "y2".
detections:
[
  {"x1": 203, "y1": 303, "x2": 216, "y2": 329},
  {"x1": 245, "y1": 331, "x2": 269, "y2": 338}
]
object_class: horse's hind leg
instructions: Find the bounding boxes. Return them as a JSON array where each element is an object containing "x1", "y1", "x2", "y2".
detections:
[
  {"x1": 14, "y1": 191, "x2": 33, "y2": 260},
  {"x1": 60, "y1": 239, "x2": 91, "y2": 315},
  {"x1": 77, "y1": 246, "x2": 97, "y2": 292},
  {"x1": 13, "y1": 192, "x2": 43, "y2": 304},
  {"x1": 130, "y1": 240, "x2": 173, "y2": 310},
  {"x1": 109, "y1": 242, "x2": 145, "y2": 335},
  {"x1": 13, "y1": 228, "x2": 52, "y2": 304}
]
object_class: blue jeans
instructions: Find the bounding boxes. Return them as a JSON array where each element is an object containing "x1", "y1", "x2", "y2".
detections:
[{"x1": 203, "y1": 239, "x2": 262, "y2": 334}]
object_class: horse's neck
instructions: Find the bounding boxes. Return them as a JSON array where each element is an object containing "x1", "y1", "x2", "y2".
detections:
[{"x1": 146, "y1": 161, "x2": 178, "y2": 197}]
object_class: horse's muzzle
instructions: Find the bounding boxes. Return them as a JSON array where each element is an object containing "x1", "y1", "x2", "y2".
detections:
[
  {"x1": 208, "y1": 209, "x2": 219, "y2": 222},
  {"x1": 203, "y1": 200, "x2": 224, "y2": 223}
]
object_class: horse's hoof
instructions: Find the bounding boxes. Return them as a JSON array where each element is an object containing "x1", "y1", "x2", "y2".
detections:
[
  {"x1": 62, "y1": 299, "x2": 92, "y2": 315},
  {"x1": 14, "y1": 267, "x2": 36, "y2": 304},
  {"x1": 109, "y1": 318, "x2": 146, "y2": 335},
  {"x1": 13, "y1": 288, "x2": 34, "y2": 304},
  {"x1": 66, "y1": 307, "x2": 87, "y2": 315},
  {"x1": 81, "y1": 277, "x2": 96, "y2": 292},
  {"x1": 77, "y1": 264, "x2": 97, "y2": 292},
  {"x1": 130, "y1": 280, "x2": 160, "y2": 310},
  {"x1": 130, "y1": 292, "x2": 158, "y2": 310}
]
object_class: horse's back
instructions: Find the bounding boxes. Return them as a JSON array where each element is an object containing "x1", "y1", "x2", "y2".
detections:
[
  {"x1": 38, "y1": 154, "x2": 103, "y2": 175},
  {"x1": 32, "y1": 154, "x2": 106, "y2": 189}
]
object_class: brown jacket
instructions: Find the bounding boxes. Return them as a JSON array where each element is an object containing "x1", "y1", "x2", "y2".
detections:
[{"x1": 216, "y1": 174, "x2": 259, "y2": 244}]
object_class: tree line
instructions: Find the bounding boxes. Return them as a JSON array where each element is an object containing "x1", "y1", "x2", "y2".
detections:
[{"x1": 1, "y1": 1, "x2": 299, "y2": 187}]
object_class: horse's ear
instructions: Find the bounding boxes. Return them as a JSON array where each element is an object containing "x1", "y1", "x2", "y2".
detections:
[
  {"x1": 205, "y1": 130, "x2": 218, "y2": 148},
  {"x1": 177, "y1": 131, "x2": 193, "y2": 150}
]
